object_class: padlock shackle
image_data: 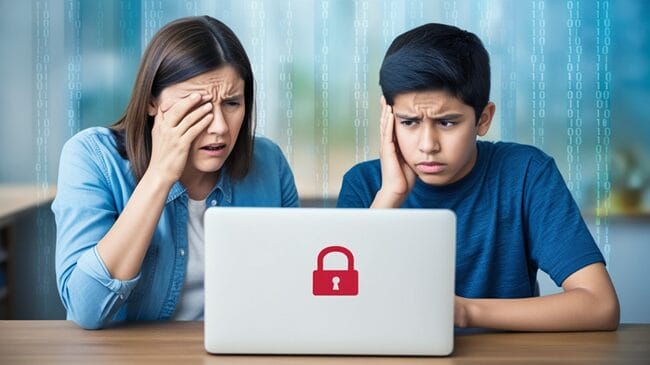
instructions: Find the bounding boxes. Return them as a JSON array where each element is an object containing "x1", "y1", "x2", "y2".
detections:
[{"x1": 317, "y1": 245, "x2": 355, "y2": 271}]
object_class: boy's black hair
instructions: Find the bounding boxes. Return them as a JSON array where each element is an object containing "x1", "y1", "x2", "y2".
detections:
[{"x1": 379, "y1": 23, "x2": 490, "y2": 122}]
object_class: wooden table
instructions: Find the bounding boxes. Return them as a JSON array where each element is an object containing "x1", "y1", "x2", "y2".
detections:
[
  {"x1": 0, "y1": 185, "x2": 57, "y2": 318},
  {"x1": 0, "y1": 184, "x2": 57, "y2": 226},
  {"x1": 0, "y1": 321, "x2": 648, "y2": 364}
]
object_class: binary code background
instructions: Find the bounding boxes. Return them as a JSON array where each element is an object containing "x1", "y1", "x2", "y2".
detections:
[{"x1": 0, "y1": 0, "x2": 648, "y2": 321}]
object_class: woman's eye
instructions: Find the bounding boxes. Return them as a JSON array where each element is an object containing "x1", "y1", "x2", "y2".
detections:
[
  {"x1": 224, "y1": 100, "x2": 241, "y2": 107},
  {"x1": 400, "y1": 119, "x2": 416, "y2": 126}
]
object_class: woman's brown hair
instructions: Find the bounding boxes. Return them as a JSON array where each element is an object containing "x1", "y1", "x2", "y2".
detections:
[{"x1": 111, "y1": 16, "x2": 255, "y2": 182}]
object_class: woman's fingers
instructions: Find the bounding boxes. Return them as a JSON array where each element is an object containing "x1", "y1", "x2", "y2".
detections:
[
  {"x1": 175, "y1": 100, "x2": 213, "y2": 135},
  {"x1": 181, "y1": 112, "x2": 214, "y2": 145},
  {"x1": 148, "y1": 93, "x2": 214, "y2": 184},
  {"x1": 159, "y1": 93, "x2": 207, "y2": 127}
]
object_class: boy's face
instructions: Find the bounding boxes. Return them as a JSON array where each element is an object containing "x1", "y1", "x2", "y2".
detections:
[{"x1": 392, "y1": 90, "x2": 494, "y2": 186}]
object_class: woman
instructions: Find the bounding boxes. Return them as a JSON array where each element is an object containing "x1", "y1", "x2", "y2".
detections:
[{"x1": 53, "y1": 16, "x2": 299, "y2": 329}]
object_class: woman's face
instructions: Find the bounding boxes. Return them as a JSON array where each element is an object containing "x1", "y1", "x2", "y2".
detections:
[{"x1": 153, "y1": 65, "x2": 246, "y2": 176}]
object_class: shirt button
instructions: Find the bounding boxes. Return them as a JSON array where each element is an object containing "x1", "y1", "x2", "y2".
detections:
[
  {"x1": 119, "y1": 294, "x2": 124, "y2": 299},
  {"x1": 211, "y1": 200, "x2": 217, "y2": 206},
  {"x1": 179, "y1": 248, "x2": 185, "y2": 256}
]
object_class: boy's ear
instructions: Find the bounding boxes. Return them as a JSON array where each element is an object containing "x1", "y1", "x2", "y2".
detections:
[
  {"x1": 147, "y1": 97, "x2": 158, "y2": 117},
  {"x1": 477, "y1": 102, "x2": 495, "y2": 137}
]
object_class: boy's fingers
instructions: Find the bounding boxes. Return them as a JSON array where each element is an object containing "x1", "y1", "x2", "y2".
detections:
[{"x1": 384, "y1": 105, "x2": 395, "y2": 143}]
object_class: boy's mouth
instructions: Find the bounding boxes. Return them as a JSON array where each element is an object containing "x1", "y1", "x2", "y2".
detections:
[{"x1": 416, "y1": 161, "x2": 446, "y2": 174}]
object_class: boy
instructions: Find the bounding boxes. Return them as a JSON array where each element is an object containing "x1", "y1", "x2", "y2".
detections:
[{"x1": 337, "y1": 23, "x2": 619, "y2": 331}]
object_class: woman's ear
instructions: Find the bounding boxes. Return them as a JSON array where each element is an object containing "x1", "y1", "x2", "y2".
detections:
[
  {"x1": 147, "y1": 97, "x2": 158, "y2": 117},
  {"x1": 477, "y1": 102, "x2": 495, "y2": 137}
]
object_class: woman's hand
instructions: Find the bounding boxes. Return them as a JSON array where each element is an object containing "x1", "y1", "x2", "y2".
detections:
[
  {"x1": 146, "y1": 93, "x2": 214, "y2": 186},
  {"x1": 371, "y1": 96, "x2": 417, "y2": 208}
]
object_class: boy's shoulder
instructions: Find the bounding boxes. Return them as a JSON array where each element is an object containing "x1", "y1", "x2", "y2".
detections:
[
  {"x1": 341, "y1": 159, "x2": 383, "y2": 194},
  {"x1": 479, "y1": 140, "x2": 554, "y2": 169},
  {"x1": 343, "y1": 159, "x2": 382, "y2": 180}
]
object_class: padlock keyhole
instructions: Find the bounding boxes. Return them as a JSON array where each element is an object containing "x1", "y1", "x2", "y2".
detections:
[{"x1": 332, "y1": 276, "x2": 340, "y2": 291}]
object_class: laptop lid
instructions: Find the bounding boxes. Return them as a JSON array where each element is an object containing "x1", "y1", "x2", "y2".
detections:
[{"x1": 204, "y1": 208, "x2": 455, "y2": 356}]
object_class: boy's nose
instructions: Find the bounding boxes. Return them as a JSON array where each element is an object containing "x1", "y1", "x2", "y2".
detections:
[{"x1": 418, "y1": 123, "x2": 440, "y2": 153}]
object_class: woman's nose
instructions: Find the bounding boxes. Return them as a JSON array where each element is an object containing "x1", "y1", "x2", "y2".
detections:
[{"x1": 207, "y1": 108, "x2": 229, "y2": 135}]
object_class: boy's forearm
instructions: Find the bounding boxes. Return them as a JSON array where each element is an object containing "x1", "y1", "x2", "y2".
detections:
[
  {"x1": 370, "y1": 189, "x2": 406, "y2": 208},
  {"x1": 460, "y1": 288, "x2": 620, "y2": 331}
]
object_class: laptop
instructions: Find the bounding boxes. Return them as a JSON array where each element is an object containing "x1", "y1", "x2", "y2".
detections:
[{"x1": 204, "y1": 208, "x2": 456, "y2": 356}]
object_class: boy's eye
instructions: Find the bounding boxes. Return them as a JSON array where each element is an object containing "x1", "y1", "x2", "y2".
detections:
[
  {"x1": 400, "y1": 119, "x2": 417, "y2": 126},
  {"x1": 439, "y1": 120, "x2": 456, "y2": 128}
]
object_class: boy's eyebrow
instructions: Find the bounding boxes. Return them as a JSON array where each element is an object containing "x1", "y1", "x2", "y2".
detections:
[
  {"x1": 431, "y1": 113, "x2": 464, "y2": 121},
  {"x1": 395, "y1": 113, "x2": 421, "y2": 120},
  {"x1": 394, "y1": 113, "x2": 464, "y2": 120}
]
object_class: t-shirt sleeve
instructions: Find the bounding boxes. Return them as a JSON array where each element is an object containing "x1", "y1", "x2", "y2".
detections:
[
  {"x1": 274, "y1": 143, "x2": 300, "y2": 207},
  {"x1": 524, "y1": 157, "x2": 605, "y2": 286},
  {"x1": 336, "y1": 164, "x2": 377, "y2": 208}
]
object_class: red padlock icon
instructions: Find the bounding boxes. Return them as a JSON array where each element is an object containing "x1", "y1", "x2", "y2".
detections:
[{"x1": 313, "y1": 246, "x2": 358, "y2": 296}]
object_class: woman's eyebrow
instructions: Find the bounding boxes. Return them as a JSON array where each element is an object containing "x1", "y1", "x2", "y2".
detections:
[{"x1": 222, "y1": 93, "x2": 243, "y2": 100}]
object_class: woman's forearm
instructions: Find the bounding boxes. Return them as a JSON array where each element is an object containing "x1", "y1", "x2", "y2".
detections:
[{"x1": 96, "y1": 170, "x2": 172, "y2": 280}]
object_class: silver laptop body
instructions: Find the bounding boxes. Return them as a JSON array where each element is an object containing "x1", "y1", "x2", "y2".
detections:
[{"x1": 204, "y1": 208, "x2": 455, "y2": 356}]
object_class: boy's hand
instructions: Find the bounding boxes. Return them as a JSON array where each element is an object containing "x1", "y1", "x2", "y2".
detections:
[
  {"x1": 371, "y1": 96, "x2": 417, "y2": 208},
  {"x1": 146, "y1": 93, "x2": 214, "y2": 186},
  {"x1": 454, "y1": 295, "x2": 470, "y2": 328}
]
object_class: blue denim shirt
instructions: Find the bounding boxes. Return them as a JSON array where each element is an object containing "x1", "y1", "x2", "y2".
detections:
[{"x1": 52, "y1": 127, "x2": 299, "y2": 329}]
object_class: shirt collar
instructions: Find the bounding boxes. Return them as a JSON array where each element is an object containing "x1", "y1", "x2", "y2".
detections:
[
  {"x1": 213, "y1": 168, "x2": 233, "y2": 205},
  {"x1": 166, "y1": 181, "x2": 187, "y2": 204},
  {"x1": 165, "y1": 168, "x2": 233, "y2": 205}
]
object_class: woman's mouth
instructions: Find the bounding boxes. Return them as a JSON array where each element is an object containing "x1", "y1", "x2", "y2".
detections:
[{"x1": 200, "y1": 143, "x2": 227, "y2": 156}]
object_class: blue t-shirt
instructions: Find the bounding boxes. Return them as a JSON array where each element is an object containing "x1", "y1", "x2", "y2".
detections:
[
  {"x1": 53, "y1": 127, "x2": 299, "y2": 329},
  {"x1": 337, "y1": 140, "x2": 604, "y2": 299}
]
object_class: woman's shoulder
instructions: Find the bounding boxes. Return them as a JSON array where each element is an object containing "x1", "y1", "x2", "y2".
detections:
[
  {"x1": 251, "y1": 135, "x2": 286, "y2": 164},
  {"x1": 60, "y1": 126, "x2": 128, "y2": 179},
  {"x1": 63, "y1": 126, "x2": 119, "y2": 154},
  {"x1": 253, "y1": 135, "x2": 281, "y2": 153}
]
